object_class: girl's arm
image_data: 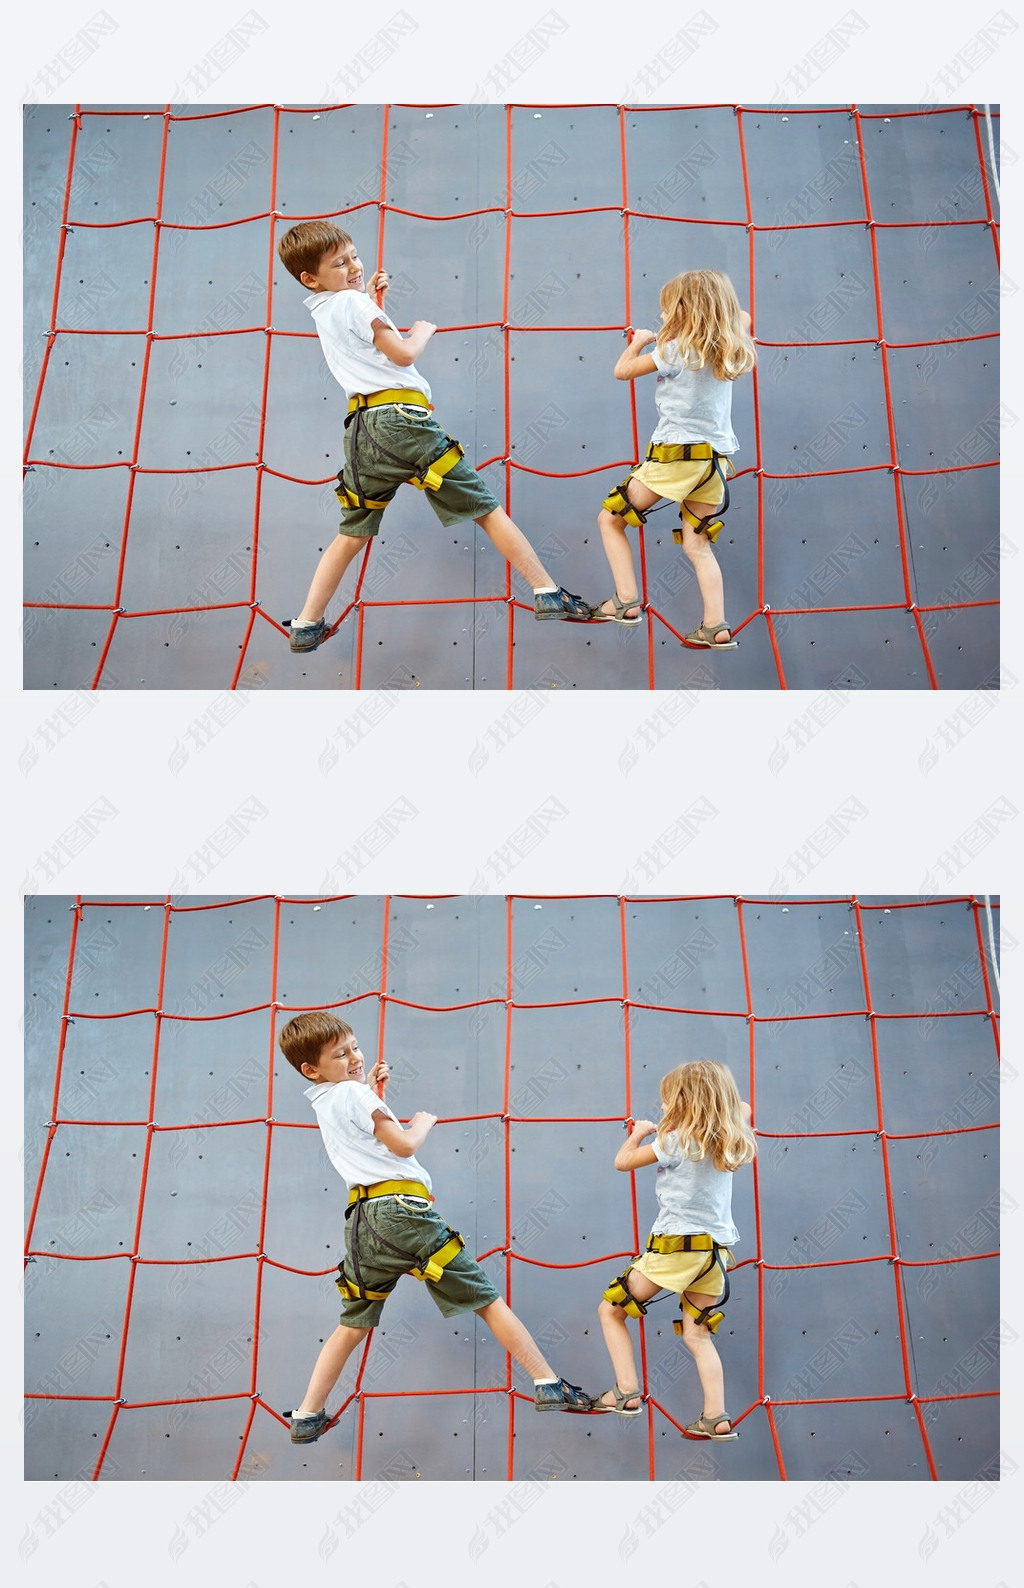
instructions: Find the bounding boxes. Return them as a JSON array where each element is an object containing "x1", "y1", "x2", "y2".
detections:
[
  {"x1": 614, "y1": 1118, "x2": 660, "y2": 1171},
  {"x1": 614, "y1": 329, "x2": 658, "y2": 382}
]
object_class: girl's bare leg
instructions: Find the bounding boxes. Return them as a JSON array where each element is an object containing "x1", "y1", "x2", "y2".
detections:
[
  {"x1": 595, "y1": 480, "x2": 661, "y2": 620},
  {"x1": 678, "y1": 500, "x2": 729, "y2": 639},
  {"x1": 594, "y1": 1270, "x2": 662, "y2": 1409},
  {"x1": 678, "y1": 1289, "x2": 731, "y2": 1431}
]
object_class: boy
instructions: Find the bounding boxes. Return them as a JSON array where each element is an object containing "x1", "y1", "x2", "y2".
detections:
[
  {"x1": 278, "y1": 1012, "x2": 591, "y2": 1441},
  {"x1": 277, "y1": 221, "x2": 594, "y2": 651}
]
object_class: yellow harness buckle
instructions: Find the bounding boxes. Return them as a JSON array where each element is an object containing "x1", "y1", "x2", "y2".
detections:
[
  {"x1": 410, "y1": 439, "x2": 464, "y2": 493},
  {"x1": 410, "y1": 1231, "x2": 464, "y2": 1283}
]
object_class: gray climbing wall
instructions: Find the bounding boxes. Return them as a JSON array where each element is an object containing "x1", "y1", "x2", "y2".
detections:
[
  {"x1": 24, "y1": 104, "x2": 999, "y2": 690},
  {"x1": 25, "y1": 894, "x2": 1000, "y2": 1482}
]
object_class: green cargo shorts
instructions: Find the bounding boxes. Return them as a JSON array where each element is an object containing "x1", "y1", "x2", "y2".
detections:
[
  {"x1": 337, "y1": 404, "x2": 501, "y2": 537},
  {"x1": 337, "y1": 1194, "x2": 501, "y2": 1328}
]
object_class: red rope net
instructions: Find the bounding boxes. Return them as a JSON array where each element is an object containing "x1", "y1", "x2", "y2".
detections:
[
  {"x1": 25, "y1": 895, "x2": 1000, "y2": 1481},
  {"x1": 24, "y1": 104, "x2": 999, "y2": 688}
]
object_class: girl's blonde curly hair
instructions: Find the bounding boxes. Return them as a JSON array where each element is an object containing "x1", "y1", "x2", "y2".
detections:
[
  {"x1": 657, "y1": 270, "x2": 756, "y2": 382},
  {"x1": 657, "y1": 1059, "x2": 756, "y2": 1170}
]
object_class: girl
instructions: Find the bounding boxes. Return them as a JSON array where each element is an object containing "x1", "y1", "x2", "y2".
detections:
[
  {"x1": 593, "y1": 270, "x2": 755, "y2": 647},
  {"x1": 592, "y1": 1060, "x2": 755, "y2": 1439}
]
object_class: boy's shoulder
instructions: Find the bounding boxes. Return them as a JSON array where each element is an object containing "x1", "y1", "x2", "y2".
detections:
[
  {"x1": 309, "y1": 1078, "x2": 389, "y2": 1119},
  {"x1": 308, "y1": 290, "x2": 385, "y2": 329}
]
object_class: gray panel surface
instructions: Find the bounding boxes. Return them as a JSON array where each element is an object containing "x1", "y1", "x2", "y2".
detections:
[
  {"x1": 24, "y1": 104, "x2": 999, "y2": 689},
  {"x1": 25, "y1": 895, "x2": 1000, "y2": 1481}
]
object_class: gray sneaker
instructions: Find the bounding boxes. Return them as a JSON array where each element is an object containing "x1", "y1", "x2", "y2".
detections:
[
  {"x1": 533, "y1": 587, "x2": 592, "y2": 621},
  {"x1": 284, "y1": 618, "x2": 329, "y2": 653},
  {"x1": 286, "y1": 1408, "x2": 330, "y2": 1443},
  {"x1": 534, "y1": 1377, "x2": 592, "y2": 1412}
]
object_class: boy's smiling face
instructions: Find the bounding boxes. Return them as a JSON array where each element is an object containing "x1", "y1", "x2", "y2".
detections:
[
  {"x1": 303, "y1": 1029, "x2": 367, "y2": 1084},
  {"x1": 301, "y1": 239, "x2": 365, "y2": 294}
]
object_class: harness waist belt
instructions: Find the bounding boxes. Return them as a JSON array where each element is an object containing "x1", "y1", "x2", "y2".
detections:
[
  {"x1": 645, "y1": 441, "x2": 717, "y2": 464},
  {"x1": 646, "y1": 1232, "x2": 716, "y2": 1254},
  {"x1": 347, "y1": 389, "x2": 430, "y2": 415},
  {"x1": 348, "y1": 1180, "x2": 432, "y2": 1204}
]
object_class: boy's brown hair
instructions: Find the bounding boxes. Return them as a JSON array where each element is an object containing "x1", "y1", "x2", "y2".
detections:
[
  {"x1": 278, "y1": 1010, "x2": 353, "y2": 1074},
  {"x1": 278, "y1": 220, "x2": 354, "y2": 284}
]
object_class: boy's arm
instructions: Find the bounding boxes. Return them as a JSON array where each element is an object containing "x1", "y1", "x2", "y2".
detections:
[
  {"x1": 614, "y1": 329, "x2": 658, "y2": 382},
  {"x1": 614, "y1": 1118, "x2": 660, "y2": 1171},
  {"x1": 372, "y1": 1108, "x2": 438, "y2": 1158},
  {"x1": 371, "y1": 318, "x2": 437, "y2": 368}
]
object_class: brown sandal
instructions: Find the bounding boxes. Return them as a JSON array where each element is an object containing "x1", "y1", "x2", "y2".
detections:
[{"x1": 684, "y1": 1411, "x2": 737, "y2": 1440}]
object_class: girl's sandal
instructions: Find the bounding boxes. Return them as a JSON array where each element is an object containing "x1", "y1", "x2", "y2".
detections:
[
  {"x1": 589, "y1": 1385, "x2": 644, "y2": 1417},
  {"x1": 684, "y1": 1412, "x2": 738, "y2": 1440},
  {"x1": 683, "y1": 622, "x2": 737, "y2": 649},
  {"x1": 593, "y1": 594, "x2": 643, "y2": 626}
]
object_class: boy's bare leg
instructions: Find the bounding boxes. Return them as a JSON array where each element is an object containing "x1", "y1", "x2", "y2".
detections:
[
  {"x1": 294, "y1": 534, "x2": 372, "y2": 624},
  {"x1": 595, "y1": 480, "x2": 659, "y2": 620},
  {"x1": 678, "y1": 1292, "x2": 730, "y2": 1431},
  {"x1": 475, "y1": 507, "x2": 554, "y2": 591},
  {"x1": 474, "y1": 1297, "x2": 554, "y2": 1380},
  {"x1": 678, "y1": 502, "x2": 729, "y2": 639},
  {"x1": 294, "y1": 1323, "x2": 370, "y2": 1416}
]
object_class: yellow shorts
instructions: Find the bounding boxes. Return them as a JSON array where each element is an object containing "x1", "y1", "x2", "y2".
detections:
[
  {"x1": 627, "y1": 1244, "x2": 734, "y2": 1296},
  {"x1": 629, "y1": 455, "x2": 735, "y2": 506}
]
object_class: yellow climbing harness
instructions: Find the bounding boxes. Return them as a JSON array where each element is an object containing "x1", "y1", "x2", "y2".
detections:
[
  {"x1": 337, "y1": 391, "x2": 464, "y2": 512},
  {"x1": 336, "y1": 1180, "x2": 464, "y2": 1302},
  {"x1": 643, "y1": 443, "x2": 734, "y2": 547},
  {"x1": 602, "y1": 442, "x2": 733, "y2": 544},
  {"x1": 603, "y1": 1233, "x2": 731, "y2": 1335},
  {"x1": 644, "y1": 1233, "x2": 731, "y2": 1336}
]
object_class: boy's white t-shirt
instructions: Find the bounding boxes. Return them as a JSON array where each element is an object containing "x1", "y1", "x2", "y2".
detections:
[
  {"x1": 305, "y1": 289, "x2": 432, "y2": 404},
  {"x1": 649, "y1": 1129, "x2": 740, "y2": 1245},
  {"x1": 304, "y1": 1079, "x2": 433, "y2": 1193}
]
